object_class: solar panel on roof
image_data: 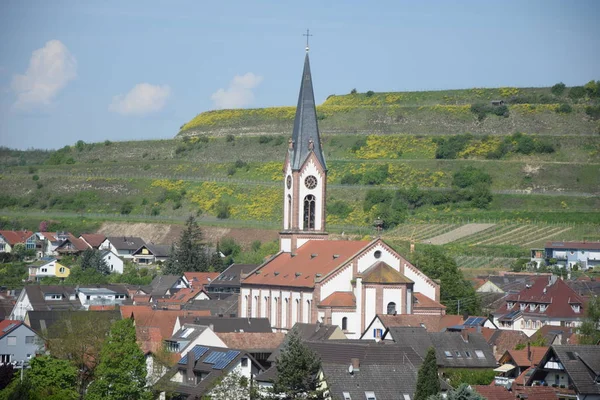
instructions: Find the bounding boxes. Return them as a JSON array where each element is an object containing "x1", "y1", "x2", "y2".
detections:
[
  {"x1": 177, "y1": 345, "x2": 209, "y2": 365},
  {"x1": 213, "y1": 350, "x2": 240, "y2": 370},
  {"x1": 204, "y1": 351, "x2": 227, "y2": 364},
  {"x1": 2, "y1": 323, "x2": 16, "y2": 332}
]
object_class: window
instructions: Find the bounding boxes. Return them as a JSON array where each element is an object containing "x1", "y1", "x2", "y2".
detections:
[
  {"x1": 475, "y1": 350, "x2": 485, "y2": 359},
  {"x1": 444, "y1": 351, "x2": 453, "y2": 358},
  {"x1": 342, "y1": 317, "x2": 348, "y2": 331},
  {"x1": 1, "y1": 354, "x2": 10, "y2": 363},
  {"x1": 465, "y1": 351, "x2": 472, "y2": 358},
  {"x1": 343, "y1": 393, "x2": 352, "y2": 400},
  {"x1": 373, "y1": 329, "x2": 383, "y2": 338},
  {"x1": 387, "y1": 302, "x2": 396, "y2": 315},
  {"x1": 365, "y1": 392, "x2": 376, "y2": 400},
  {"x1": 7, "y1": 336, "x2": 16, "y2": 346},
  {"x1": 27, "y1": 354, "x2": 32, "y2": 359},
  {"x1": 25, "y1": 336, "x2": 34, "y2": 344},
  {"x1": 540, "y1": 305, "x2": 547, "y2": 312},
  {"x1": 59, "y1": 267, "x2": 65, "y2": 273},
  {"x1": 374, "y1": 250, "x2": 382, "y2": 259},
  {"x1": 0, "y1": 243, "x2": 5, "y2": 251},
  {"x1": 41, "y1": 268, "x2": 47, "y2": 273},
  {"x1": 241, "y1": 357, "x2": 248, "y2": 367},
  {"x1": 303, "y1": 195, "x2": 316, "y2": 230},
  {"x1": 455, "y1": 351, "x2": 462, "y2": 358}
]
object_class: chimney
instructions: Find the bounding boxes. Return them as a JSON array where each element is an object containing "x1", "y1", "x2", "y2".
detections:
[
  {"x1": 186, "y1": 349, "x2": 195, "y2": 381},
  {"x1": 350, "y1": 358, "x2": 360, "y2": 371},
  {"x1": 461, "y1": 330, "x2": 469, "y2": 342},
  {"x1": 209, "y1": 323, "x2": 214, "y2": 331},
  {"x1": 527, "y1": 342, "x2": 531, "y2": 362}
]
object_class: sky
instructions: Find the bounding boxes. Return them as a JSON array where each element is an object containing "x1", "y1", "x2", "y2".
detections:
[{"x1": 0, "y1": 0, "x2": 598, "y2": 150}]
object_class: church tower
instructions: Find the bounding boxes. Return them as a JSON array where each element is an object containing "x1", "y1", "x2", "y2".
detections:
[{"x1": 279, "y1": 50, "x2": 328, "y2": 252}]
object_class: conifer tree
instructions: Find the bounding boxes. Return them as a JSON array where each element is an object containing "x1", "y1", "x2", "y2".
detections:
[
  {"x1": 414, "y1": 347, "x2": 440, "y2": 400},
  {"x1": 85, "y1": 319, "x2": 151, "y2": 400},
  {"x1": 163, "y1": 215, "x2": 209, "y2": 274}
]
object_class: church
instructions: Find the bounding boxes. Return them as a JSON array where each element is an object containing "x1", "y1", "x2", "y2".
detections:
[{"x1": 239, "y1": 49, "x2": 441, "y2": 339}]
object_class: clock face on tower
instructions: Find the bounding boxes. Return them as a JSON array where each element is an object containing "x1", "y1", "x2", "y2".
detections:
[
  {"x1": 286, "y1": 175, "x2": 292, "y2": 189},
  {"x1": 304, "y1": 175, "x2": 317, "y2": 189}
]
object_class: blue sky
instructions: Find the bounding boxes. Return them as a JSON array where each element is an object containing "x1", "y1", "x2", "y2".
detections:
[{"x1": 0, "y1": 0, "x2": 598, "y2": 150}]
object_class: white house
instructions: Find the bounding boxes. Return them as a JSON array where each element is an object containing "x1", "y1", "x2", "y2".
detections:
[
  {"x1": 99, "y1": 236, "x2": 146, "y2": 260},
  {"x1": 28, "y1": 258, "x2": 70, "y2": 281},
  {"x1": 101, "y1": 250, "x2": 124, "y2": 274}
]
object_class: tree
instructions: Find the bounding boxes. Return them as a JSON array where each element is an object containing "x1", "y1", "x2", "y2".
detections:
[
  {"x1": 163, "y1": 215, "x2": 210, "y2": 274},
  {"x1": 47, "y1": 311, "x2": 115, "y2": 396},
  {"x1": 27, "y1": 355, "x2": 79, "y2": 400},
  {"x1": 410, "y1": 246, "x2": 481, "y2": 315},
  {"x1": 551, "y1": 82, "x2": 566, "y2": 96},
  {"x1": 415, "y1": 347, "x2": 440, "y2": 400},
  {"x1": 428, "y1": 383, "x2": 484, "y2": 400},
  {"x1": 78, "y1": 249, "x2": 110, "y2": 275},
  {"x1": 86, "y1": 318, "x2": 151, "y2": 400},
  {"x1": 206, "y1": 370, "x2": 256, "y2": 400},
  {"x1": 579, "y1": 295, "x2": 600, "y2": 345},
  {"x1": 273, "y1": 330, "x2": 323, "y2": 399},
  {"x1": 0, "y1": 364, "x2": 14, "y2": 390}
]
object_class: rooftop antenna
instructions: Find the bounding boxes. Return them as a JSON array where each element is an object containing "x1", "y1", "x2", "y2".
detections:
[{"x1": 303, "y1": 29, "x2": 313, "y2": 52}]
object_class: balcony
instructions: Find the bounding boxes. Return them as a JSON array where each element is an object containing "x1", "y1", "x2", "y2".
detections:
[{"x1": 494, "y1": 376, "x2": 514, "y2": 387}]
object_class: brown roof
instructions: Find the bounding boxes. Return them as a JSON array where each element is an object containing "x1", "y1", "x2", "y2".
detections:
[
  {"x1": 136, "y1": 326, "x2": 164, "y2": 354},
  {"x1": 80, "y1": 233, "x2": 106, "y2": 248},
  {"x1": 0, "y1": 230, "x2": 34, "y2": 245},
  {"x1": 473, "y1": 385, "x2": 559, "y2": 400},
  {"x1": 184, "y1": 272, "x2": 220, "y2": 288},
  {"x1": 504, "y1": 346, "x2": 548, "y2": 367},
  {"x1": 413, "y1": 292, "x2": 446, "y2": 310},
  {"x1": 243, "y1": 240, "x2": 370, "y2": 288},
  {"x1": 56, "y1": 234, "x2": 91, "y2": 252},
  {"x1": 40, "y1": 232, "x2": 58, "y2": 242},
  {"x1": 216, "y1": 332, "x2": 285, "y2": 351},
  {"x1": 532, "y1": 325, "x2": 579, "y2": 345},
  {"x1": 377, "y1": 314, "x2": 463, "y2": 332},
  {"x1": 88, "y1": 305, "x2": 117, "y2": 311},
  {"x1": 362, "y1": 261, "x2": 413, "y2": 284},
  {"x1": 120, "y1": 306, "x2": 210, "y2": 339},
  {"x1": 472, "y1": 385, "x2": 514, "y2": 400},
  {"x1": 319, "y1": 292, "x2": 356, "y2": 308},
  {"x1": 157, "y1": 288, "x2": 205, "y2": 304},
  {"x1": 545, "y1": 241, "x2": 600, "y2": 250}
]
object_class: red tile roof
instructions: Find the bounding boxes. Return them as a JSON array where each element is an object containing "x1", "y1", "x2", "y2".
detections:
[
  {"x1": 80, "y1": 233, "x2": 106, "y2": 248},
  {"x1": 513, "y1": 385, "x2": 560, "y2": 400},
  {"x1": 319, "y1": 292, "x2": 356, "y2": 308},
  {"x1": 472, "y1": 385, "x2": 514, "y2": 400},
  {"x1": 243, "y1": 240, "x2": 370, "y2": 288},
  {"x1": 464, "y1": 328, "x2": 528, "y2": 359},
  {"x1": 504, "y1": 346, "x2": 548, "y2": 367},
  {"x1": 89, "y1": 305, "x2": 117, "y2": 311},
  {"x1": 156, "y1": 288, "x2": 205, "y2": 304},
  {"x1": 496, "y1": 277, "x2": 587, "y2": 318},
  {"x1": 377, "y1": 314, "x2": 463, "y2": 332},
  {"x1": 0, "y1": 230, "x2": 34, "y2": 245},
  {"x1": 184, "y1": 272, "x2": 220, "y2": 287},
  {"x1": 120, "y1": 305, "x2": 211, "y2": 340},
  {"x1": 0, "y1": 320, "x2": 22, "y2": 338},
  {"x1": 56, "y1": 234, "x2": 91, "y2": 252},
  {"x1": 216, "y1": 332, "x2": 286, "y2": 351},
  {"x1": 413, "y1": 292, "x2": 446, "y2": 311},
  {"x1": 40, "y1": 232, "x2": 58, "y2": 242},
  {"x1": 545, "y1": 241, "x2": 600, "y2": 250}
]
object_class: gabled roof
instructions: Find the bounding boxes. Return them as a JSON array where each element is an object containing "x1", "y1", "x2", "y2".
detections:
[
  {"x1": 361, "y1": 261, "x2": 413, "y2": 284},
  {"x1": 243, "y1": 240, "x2": 370, "y2": 288},
  {"x1": 375, "y1": 313, "x2": 463, "y2": 332},
  {"x1": 157, "y1": 288, "x2": 204, "y2": 305},
  {"x1": 133, "y1": 243, "x2": 171, "y2": 257},
  {"x1": 0, "y1": 230, "x2": 34, "y2": 245},
  {"x1": 413, "y1": 292, "x2": 447, "y2": 311},
  {"x1": 119, "y1": 305, "x2": 211, "y2": 339},
  {"x1": 289, "y1": 52, "x2": 326, "y2": 170},
  {"x1": 291, "y1": 322, "x2": 344, "y2": 341},
  {"x1": 25, "y1": 310, "x2": 121, "y2": 337},
  {"x1": 502, "y1": 346, "x2": 548, "y2": 367},
  {"x1": 183, "y1": 293, "x2": 239, "y2": 317},
  {"x1": 177, "y1": 316, "x2": 272, "y2": 333},
  {"x1": 105, "y1": 236, "x2": 146, "y2": 251},
  {"x1": 0, "y1": 320, "x2": 22, "y2": 339},
  {"x1": 79, "y1": 233, "x2": 106, "y2": 248},
  {"x1": 216, "y1": 332, "x2": 286, "y2": 352},
  {"x1": 469, "y1": 328, "x2": 528, "y2": 359},
  {"x1": 545, "y1": 241, "x2": 600, "y2": 250},
  {"x1": 184, "y1": 272, "x2": 220, "y2": 288},
  {"x1": 19, "y1": 285, "x2": 83, "y2": 313},
  {"x1": 150, "y1": 275, "x2": 185, "y2": 296},
  {"x1": 532, "y1": 325, "x2": 579, "y2": 345},
  {"x1": 208, "y1": 264, "x2": 257, "y2": 288},
  {"x1": 55, "y1": 234, "x2": 90, "y2": 252},
  {"x1": 472, "y1": 385, "x2": 559, "y2": 400},
  {"x1": 319, "y1": 291, "x2": 356, "y2": 308}
]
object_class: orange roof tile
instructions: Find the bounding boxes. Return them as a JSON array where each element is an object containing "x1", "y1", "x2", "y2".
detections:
[
  {"x1": 217, "y1": 332, "x2": 286, "y2": 351},
  {"x1": 472, "y1": 385, "x2": 514, "y2": 400},
  {"x1": 413, "y1": 292, "x2": 446, "y2": 310},
  {"x1": 184, "y1": 272, "x2": 220, "y2": 286},
  {"x1": 377, "y1": 314, "x2": 463, "y2": 332},
  {"x1": 362, "y1": 261, "x2": 413, "y2": 284},
  {"x1": 80, "y1": 233, "x2": 106, "y2": 248},
  {"x1": 513, "y1": 385, "x2": 559, "y2": 400},
  {"x1": 120, "y1": 305, "x2": 210, "y2": 339},
  {"x1": 319, "y1": 292, "x2": 356, "y2": 308},
  {"x1": 156, "y1": 288, "x2": 204, "y2": 304},
  {"x1": 0, "y1": 230, "x2": 34, "y2": 245},
  {"x1": 243, "y1": 240, "x2": 370, "y2": 288},
  {"x1": 505, "y1": 346, "x2": 548, "y2": 367},
  {"x1": 89, "y1": 305, "x2": 116, "y2": 311}
]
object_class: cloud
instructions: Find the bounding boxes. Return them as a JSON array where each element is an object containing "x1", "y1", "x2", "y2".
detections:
[
  {"x1": 109, "y1": 83, "x2": 171, "y2": 115},
  {"x1": 211, "y1": 72, "x2": 263, "y2": 109},
  {"x1": 11, "y1": 40, "x2": 77, "y2": 110}
]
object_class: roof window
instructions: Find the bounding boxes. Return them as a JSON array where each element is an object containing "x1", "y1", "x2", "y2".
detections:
[
  {"x1": 343, "y1": 393, "x2": 352, "y2": 400},
  {"x1": 475, "y1": 350, "x2": 485, "y2": 359},
  {"x1": 444, "y1": 351, "x2": 453, "y2": 358},
  {"x1": 365, "y1": 392, "x2": 376, "y2": 400}
]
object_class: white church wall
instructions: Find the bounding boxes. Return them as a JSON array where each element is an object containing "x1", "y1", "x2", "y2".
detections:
[
  {"x1": 402, "y1": 263, "x2": 436, "y2": 300},
  {"x1": 364, "y1": 287, "x2": 376, "y2": 330},
  {"x1": 281, "y1": 291, "x2": 291, "y2": 329},
  {"x1": 240, "y1": 288, "x2": 250, "y2": 317},
  {"x1": 331, "y1": 311, "x2": 355, "y2": 337},
  {"x1": 283, "y1": 163, "x2": 292, "y2": 230},
  {"x1": 297, "y1": 238, "x2": 310, "y2": 248},
  {"x1": 383, "y1": 288, "x2": 402, "y2": 314},
  {"x1": 320, "y1": 264, "x2": 352, "y2": 301},
  {"x1": 280, "y1": 238, "x2": 291, "y2": 252},
  {"x1": 298, "y1": 160, "x2": 324, "y2": 231},
  {"x1": 357, "y1": 244, "x2": 399, "y2": 273}
]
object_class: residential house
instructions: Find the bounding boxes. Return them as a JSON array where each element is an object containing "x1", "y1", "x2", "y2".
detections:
[
  {"x1": 473, "y1": 384, "x2": 559, "y2": 400},
  {"x1": 205, "y1": 264, "x2": 257, "y2": 294},
  {"x1": 38, "y1": 231, "x2": 71, "y2": 256},
  {"x1": 24, "y1": 309, "x2": 121, "y2": 338},
  {"x1": 79, "y1": 233, "x2": 106, "y2": 249},
  {"x1": 184, "y1": 272, "x2": 220, "y2": 292},
  {"x1": 100, "y1": 236, "x2": 146, "y2": 260},
  {"x1": 532, "y1": 325, "x2": 579, "y2": 346},
  {"x1": 28, "y1": 257, "x2": 70, "y2": 281},
  {"x1": 132, "y1": 243, "x2": 171, "y2": 265},
  {"x1": 461, "y1": 327, "x2": 529, "y2": 360},
  {"x1": 542, "y1": 241, "x2": 600, "y2": 270},
  {"x1": 0, "y1": 320, "x2": 42, "y2": 365},
  {"x1": 183, "y1": 292, "x2": 240, "y2": 317},
  {"x1": 494, "y1": 343, "x2": 548, "y2": 388},
  {"x1": 156, "y1": 287, "x2": 211, "y2": 310},
  {"x1": 100, "y1": 249, "x2": 124, "y2": 274},
  {"x1": 149, "y1": 275, "x2": 189, "y2": 299},
  {"x1": 382, "y1": 326, "x2": 498, "y2": 371},
  {"x1": 164, "y1": 345, "x2": 264, "y2": 399},
  {"x1": 413, "y1": 292, "x2": 447, "y2": 315},
  {"x1": 360, "y1": 313, "x2": 464, "y2": 340},
  {"x1": 75, "y1": 286, "x2": 130, "y2": 309},
  {"x1": 216, "y1": 332, "x2": 286, "y2": 369},
  {"x1": 0, "y1": 230, "x2": 35, "y2": 254},
  {"x1": 55, "y1": 234, "x2": 91, "y2": 255},
  {"x1": 492, "y1": 276, "x2": 587, "y2": 336},
  {"x1": 527, "y1": 345, "x2": 600, "y2": 400},
  {"x1": 165, "y1": 323, "x2": 226, "y2": 354}
]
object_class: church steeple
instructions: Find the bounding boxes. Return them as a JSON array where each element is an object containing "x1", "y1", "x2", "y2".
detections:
[{"x1": 290, "y1": 52, "x2": 327, "y2": 171}]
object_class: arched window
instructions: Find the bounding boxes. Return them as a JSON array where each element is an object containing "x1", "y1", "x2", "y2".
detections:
[
  {"x1": 306, "y1": 300, "x2": 311, "y2": 323},
  {"x1": 387, "y1": 302, "x2": 397, "y2": 315},
  {"x1": 287, "y1": 194, "x2": 292, "y2": 229},
  {"x1": 303, "y1": 195, "x2": 316, "y2": 230},
  {"x1": 342, "y1": 317, "x2": 348, "y2": 330}
]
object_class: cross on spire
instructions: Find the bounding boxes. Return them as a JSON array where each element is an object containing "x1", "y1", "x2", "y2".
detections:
[{"x1": 303, "y1": 29, "x2": 313, "y2": 52}]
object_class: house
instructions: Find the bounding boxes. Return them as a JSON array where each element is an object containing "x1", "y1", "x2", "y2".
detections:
[
  {"x1": 100, "y1": 236, "x2": 146, "y2": 260},
  {"x1": 177, "y1": 316, "x2": 272, "y2": 333},
  {"x1": 492, "y1": 276, "x2": 587, "y2": 336},
  {"x1": 75, "y1": 286, "x2": 130, "y2": 309},
  {"x1": 216, "y1": 332, "x2": 286, "y2": 369},
  {"x1": 37, "y1": 231, "x2": 71, "y2": 257},
  {"x1": 164, "y1": 345, "x2": 264, "y2": 399},
  {"x1": 100, "y1": 249, "x2": 124, "y2": 274},
  {"x1": 460, "y1": 327, "x2": 529, "y2": 360},
  {"x1": 205, "y1": 264, "x2": 258, "y2": 293},
  {"x1": 413, "y1": 292, "x2": 447, "y2": 315},
  {"x1": 24, "y1": 309, "x2": 121, "y2": 338},
  {"x1": 531, "y1": 325, "x2": 579, "y2": 346},
  {"x1": 183, "y1": 292, "x2": 240, "y2": 317},
  {"x1": 28, "y1": 257, "x2": 70, "y2": 281},
  {"x1": 165, "y1": 323, "x2": 226, "y2": 354},
  {"x1": 132, "y1": 243, "x2": 171, "y2": 265},
  {"x1": 79, "y1": 233, "x2": 106, "y2": 249},
  {"x1": 149, "y1": 274, "x2": 189, "y2": 298},
  {"x1": 382, "y1": 326, "x2": 498, "y2": 370},
  {"x1": 494, "y1": 344, "x2": 548, "y2": 388},
  {"x1": 360, "y1": 313, "x2": 464, "y2": 340},
  {"x1": 54, "y1": 234, "x2": 91, "y2": 255},
  {"x1": 527, "y1": 345, "x2": 600, "y2": 400},
  {"x1": 0, "y1": 320, "x2": 42, "y2": 365},
  {"x1": 156, "y1": 287, "x2": 211, "y2": 309},
  {"x1": 239, "y1": 51, "x2": 439, "y2": 339},
  {"x1": 184, "y1": 272, "x2": 220, "y2": 292},
  {"x1": 542, "y1": 241, "x2": 600, "y2": 270},
  {"x1": 0, "y1": 230, "x2": 35, "y2": 253},
  {"x1": 473, "y1": 384, "x2": 559, "y2": 400}
]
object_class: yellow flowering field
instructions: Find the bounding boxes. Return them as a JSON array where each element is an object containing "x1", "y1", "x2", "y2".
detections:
[{"x1": 354, "y1": 135, "x2": 437, "y2": 159}]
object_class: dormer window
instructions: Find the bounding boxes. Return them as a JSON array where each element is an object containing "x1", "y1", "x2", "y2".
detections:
[
  {"x1": 571, "y1": 305, "x2": 581, "y2": 313},
  {"x1": 529, "y1": 304, "x2": 537, "y2": 311},
  {"x1": 540, "y1": 304, "x2": 547, "y2": 312},
  {"x1": 520, "y1": 303, "x2": 527, "y2": 311},
  {"x1": 507, "y1": 302, "x2": 514, "y2": 309}
]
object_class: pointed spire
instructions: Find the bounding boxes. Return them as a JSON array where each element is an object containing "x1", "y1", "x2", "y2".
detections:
[{"x1": 290, "y1": 53, "x2": 326, "y2": 170}]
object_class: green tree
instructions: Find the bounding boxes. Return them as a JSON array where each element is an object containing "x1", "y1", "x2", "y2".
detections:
[
  {"x1": 163, "y1": 215, "x2": 211, "y2": 274},
  {"x1": 273, "y1": 330, "x2": 324, "y2": 399},
  {"x1": 86, "y1": 319, "x2": 151, "y2": 400},
  {"x1": 414, "y1": 347, "x2": 440, "y2": 400},
  {"x1": 78, "y1": 249, "x2": 110, "y2": 275},
  {"x1": 428, "y1": 383, "x2": 484, "y2": 400},
  {"x1": 28, "y1": 356, "x2": 79, "y2": 400},
  {"x1": 579, "y1": 295, "x2": 600, "y2": 345},
  {"x1": 551, "y1": 82, "x2": 566, "y2": 96},
  {"x1": 410, "y1": 246, "x2": 481, "y2": 315}
]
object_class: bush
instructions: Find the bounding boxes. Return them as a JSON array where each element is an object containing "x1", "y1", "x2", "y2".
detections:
[
  {"x1": 556, "y1": 103, "x2": 572, "y2": 114},
  {"x1": 120, "y1": 201, "x2": 133, "y2": 215},
  {"x1": 227, "y1": 165, "x2": 237, "y2": 176},
  {"x1": 216, "y1": 200, "x2": 231, "y2": 219},
  {"x1": 150, "y1": 206, "x2": 161, "y2": 216},
  {"x1": 351, "y1": 137, "x2": 367, "y2": 153},
  {"x1": 551, "y1": 82, "x2": 566, "y2": 96},
  {"x1": 104, "y1": 140, "x2": 112, "y2": 146},
  {"x1": 470, "y1": 103, "x2": 509, "y2": 120},
  {"x1": 258, "y1": 135, "x2": 273, "y2": 144},
  {"x1": 75, "y1": 140, "x2": 86, "y2": 151},
  {"x1": 143, "y1": 164, "x2": 151, "y2": 170},
  {"x1": 350, "y1": 88, "x2": 357, "y2": 94},
  {"x1": 65, "y1": 157, "x2": 75, "y2": 164},
  {"x1": 568, "y1": 86, "x2": 586, "y2": 100},
  {"x1": 452, "y1": 166, "x2": 492, "y2": 188},
  {"x1": 361, "y1": 164, "x2": 389, "y2": 185},
  {"x1": 273, "y1": 135, "x2": 285, "y2": 146},
  {"x1": 434, "y1": 133, "x2": 472, "y2": 159},
  {"x1": 28, "y1": 166, "x2": 37, "y2": 174},
  {"x1": 32, "y1": 174, "x2": 39, "y2": 181},
  {"x1": 340, "y1": 173, "x2": 362, "y2": 185},
  {"x1": 366, "y1": 90, "x2": 375, "y2": 97},
  {"x1": 585, "y1": 105, "x2": 600, "y2": 120},
  {"x1": 226, "y1": 134, "x2": 235, "y2": 142},
  {"x1": 234, "y1": 159, "x2": 249, "y2": 170},
  {"x1": 327, "y1": 200, "x2": 353, "y2": 219}
]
